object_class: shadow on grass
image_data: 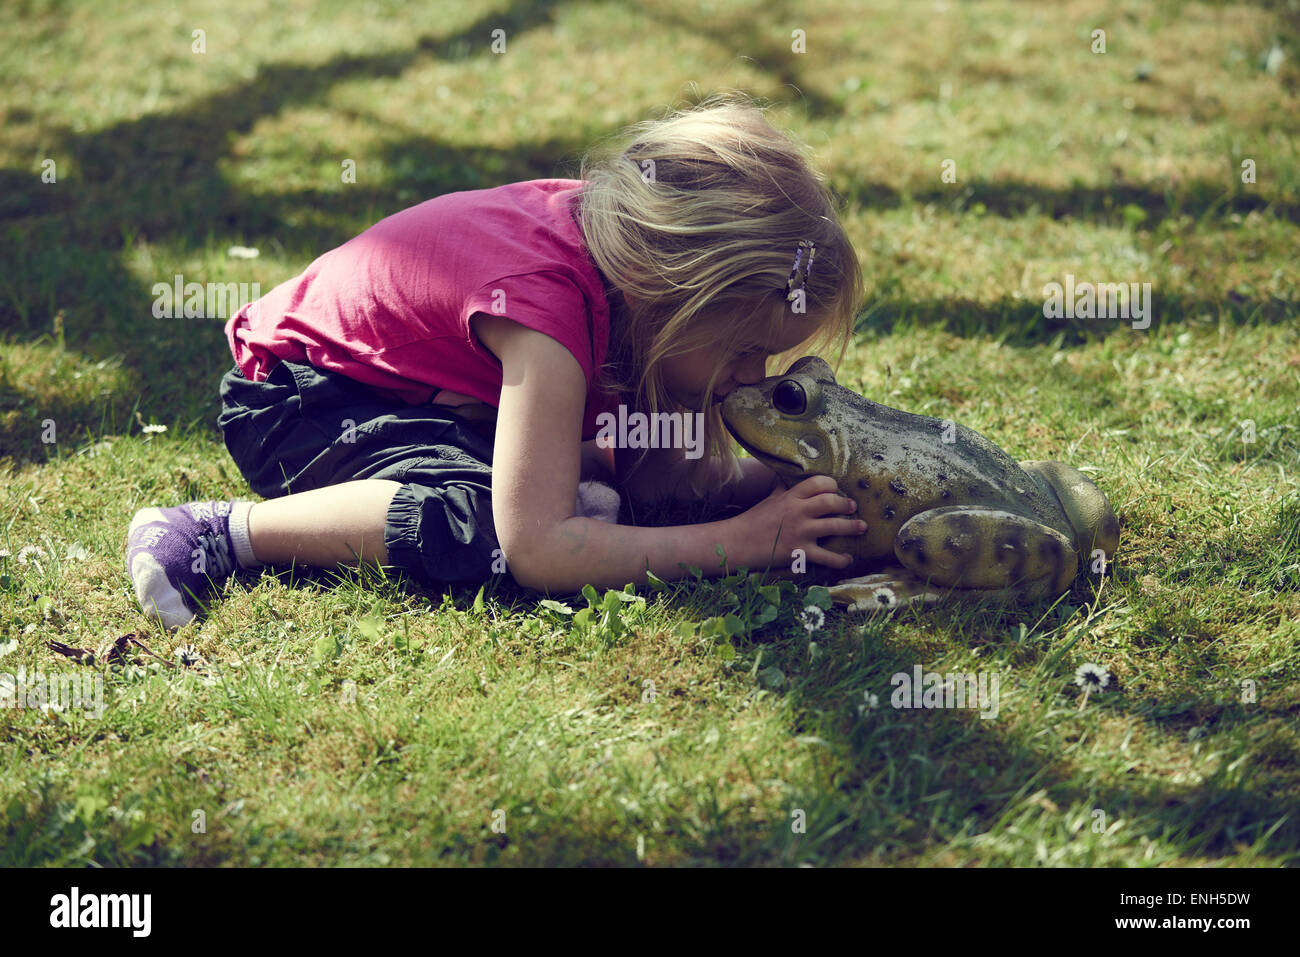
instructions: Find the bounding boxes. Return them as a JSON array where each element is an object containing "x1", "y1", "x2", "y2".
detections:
[
  {"x1": 648, "y1": 0, "x2": 1299, "y2": 226},
  {"x1": 855, "y1": 291, "x2": 1298, "y2": 345},
  {"x1": 645, "y1": 0, "x2": 842, "y2": 119},
  {"x1": 2, "y1": 0, "x2": 1294, "y2": 467},
  {"x1": 843, "y1": 177, "x2": 1300, "y2": 227},
  {"x1": 773, "y1": 621, "x2": 1300, "y2": 864},
  {"x1": 0, "y1": 0, "x2": 589, "y2": 465}
]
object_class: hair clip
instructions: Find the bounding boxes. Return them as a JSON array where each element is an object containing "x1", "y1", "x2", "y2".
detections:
[{"x1": 785, "y1": 240, "x2": 817, "y2": 302}]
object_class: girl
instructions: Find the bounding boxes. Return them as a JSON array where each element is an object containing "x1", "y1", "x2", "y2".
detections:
[{"x1": 125, "y1": 93, "x2": 867, "y2": 629}]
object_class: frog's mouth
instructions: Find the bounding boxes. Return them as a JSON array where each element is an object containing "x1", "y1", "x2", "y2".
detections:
[{"x1": 728, "y1": 433, "x2": 808, "y2": 479}]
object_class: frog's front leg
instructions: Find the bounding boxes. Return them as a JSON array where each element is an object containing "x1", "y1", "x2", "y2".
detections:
[
  {"x1": 826, "y1": 567, "x2": 1056, "y2": 613},
  {"x1": 894, "y1": 505, "x2": 1078, "y2": 595},
  {"x1": 825, "y1": 567, "x2": 946, "y2": 613}
]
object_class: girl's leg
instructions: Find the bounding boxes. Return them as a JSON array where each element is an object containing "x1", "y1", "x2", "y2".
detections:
[
  {"x1": 126, "y1": 480, "x2": 403, "y2": 630},
  {"x1": 133, "y1": 361, "x2": 503, "y2": 629},
  {"x1": 246, "y1": 479, "x2": 401, "y2": 567}
]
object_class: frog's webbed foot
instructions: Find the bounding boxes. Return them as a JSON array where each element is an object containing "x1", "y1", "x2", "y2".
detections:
[{"x1": 826, "y1": 567, "x2": 946, "y2": 613}]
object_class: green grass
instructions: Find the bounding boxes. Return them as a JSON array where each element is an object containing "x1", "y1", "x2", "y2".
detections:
[{"x1": 1, "y1": 0, "x2": 1298, "y2": 866}]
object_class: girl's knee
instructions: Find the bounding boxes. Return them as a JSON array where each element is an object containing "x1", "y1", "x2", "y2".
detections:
[{"x1": 383, "y1": 482, "x2": 504, "y2": 585}]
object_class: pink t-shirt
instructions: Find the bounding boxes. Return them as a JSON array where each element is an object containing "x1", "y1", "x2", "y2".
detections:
[{"x1": 224, "y1": 179, "x2": 622, "y2": 441}]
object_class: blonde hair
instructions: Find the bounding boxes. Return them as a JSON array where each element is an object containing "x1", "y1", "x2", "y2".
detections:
[{"x1": 575, "y1": 91, "x2": 864, "y2": 498}]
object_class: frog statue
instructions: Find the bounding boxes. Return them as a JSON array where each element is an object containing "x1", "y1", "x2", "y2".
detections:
[{"x1": 720, "y1": 356, "x2": 1121, "y2": 612}]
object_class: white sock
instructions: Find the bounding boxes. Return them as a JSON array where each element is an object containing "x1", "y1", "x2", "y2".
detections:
[{"x1": 227, "y1": 500, "x2": 264, "y2": 568}]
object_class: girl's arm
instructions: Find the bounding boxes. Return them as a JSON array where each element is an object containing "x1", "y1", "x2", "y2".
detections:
[{"x1": 471, "y1": 313, "x2": 862, "y2": 592}]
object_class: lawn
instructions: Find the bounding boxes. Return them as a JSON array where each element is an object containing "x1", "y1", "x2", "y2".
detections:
[{"x1": 1, "y1": 0, "x2": 1298, "y2": 866}]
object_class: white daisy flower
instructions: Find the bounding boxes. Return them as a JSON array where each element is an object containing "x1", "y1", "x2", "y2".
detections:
[
  {"x1": 0, "y1": 548, "x2": 10, "y2": 558},
  {"x1": 800, "y1": 604, "x2": 825, "y2": 634},
  {"x1": 1074, "y1": 662, "x2": 1111, "y2": 710},
  {"x1": 16, "y1": 545, "x2": 46, "y2": 565},
  {"x1": 227, "y1": 245, "x2": 260, "y2": 259},
  {"x1": 141, "y1": 423, "x2": 167, "y2": 434},
  {"x1": 1074, "y1": 663, "x2": 1111, "y2": 690}
]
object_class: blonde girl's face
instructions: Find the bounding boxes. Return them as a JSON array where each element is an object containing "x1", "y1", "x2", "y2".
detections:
[{"x1": 660, "y1": 315, "x2": 817, "y2": 409}]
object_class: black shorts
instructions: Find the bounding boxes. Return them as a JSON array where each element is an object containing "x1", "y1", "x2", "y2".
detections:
[{"x1": 217, "y1": 359, "x2": 506, "y2": 587}]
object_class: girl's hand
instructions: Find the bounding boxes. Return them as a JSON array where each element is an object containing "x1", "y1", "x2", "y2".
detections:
[{"x1": 730, "y1": 474, "x2": 866, "y2": 570}]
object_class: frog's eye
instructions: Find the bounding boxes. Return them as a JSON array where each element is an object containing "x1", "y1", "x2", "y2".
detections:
[{"x1": 772, "y1": 379, "x2": 806, "y2": 416}]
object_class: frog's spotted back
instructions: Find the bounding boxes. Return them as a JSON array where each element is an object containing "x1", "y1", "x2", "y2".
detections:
[{"x1": 721, "y1": 356, "x2": 1121, "y2": 610}]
